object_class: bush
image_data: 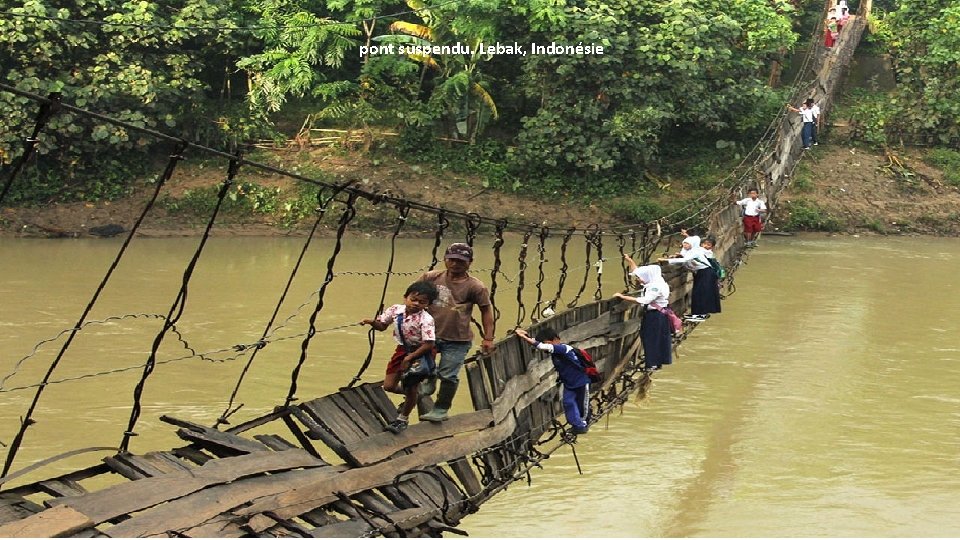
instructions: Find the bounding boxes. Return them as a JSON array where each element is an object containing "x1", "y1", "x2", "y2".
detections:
[
  {"x1": 782, "y1": 199, "x2": 842, "y2": 231},
  {"x1": 924, "y1": 148, "x2": 960, "y2": 187},
  {"x1": 841, "y1": 89, "x2": 897, "y2": 147},
  {"x1": 609, "y1": 199, "x2": 666, "y2": 224}
]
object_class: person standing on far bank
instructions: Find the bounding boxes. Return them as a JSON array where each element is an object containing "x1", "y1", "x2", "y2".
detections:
[{"x1": 418, "y1": 243, "x2": 495, "y2": 422}]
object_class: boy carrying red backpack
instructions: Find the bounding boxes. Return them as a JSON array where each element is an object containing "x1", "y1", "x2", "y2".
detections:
[{"x1": 515, "y1": 327, "x2": 591, "y2": 434}]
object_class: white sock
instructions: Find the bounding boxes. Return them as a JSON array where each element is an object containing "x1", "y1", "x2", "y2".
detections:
[{"x1": 397, "y1": 414, "x2": 408, "y2": 422}]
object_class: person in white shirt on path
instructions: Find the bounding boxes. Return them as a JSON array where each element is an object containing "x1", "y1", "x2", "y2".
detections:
[
  {"x1": 733, "y1": 188, "x2": 768, "y2": 246},
  {"x1": 787, "y1": 98, "x2": 818, "y2": 149}
]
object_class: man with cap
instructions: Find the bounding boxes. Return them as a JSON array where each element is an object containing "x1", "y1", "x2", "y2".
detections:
[{"x1": 417, "y1": 242, "x2": 496, "y2": 422}]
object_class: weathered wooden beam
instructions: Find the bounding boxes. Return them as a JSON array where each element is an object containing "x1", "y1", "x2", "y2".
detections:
[
  {"x1": 559, "y1": 312, "x2": 611, "y2": 343},
  {"x1": 309, "y1": 507, "x2": 435, "y2": 537},
  {"x1": 233, "y1": 412, "x2": 522, "y2": 522},
  {"x1": 343, "y1": 410, "x2": 495, "y2": 466},
  {"x1": 160, "y1": 416, "x2": 270, "y2": 455},
  {"x1": 4, "y1": 449, "x2": 326, "y2": 537},
  {"x1": 0, "y1": 505, "x2": 93, "y2": 538}
]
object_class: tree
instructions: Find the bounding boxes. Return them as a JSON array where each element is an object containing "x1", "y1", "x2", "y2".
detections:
[
  {"x1": 0, "y1": 0, "x2": 255, "y2": 202},
  {"x1": 511, "y1": 0, "x2": 798, "y2": 182},
  {"x1": 871, "y1": 0, "x2": 960, "y2": 145}
]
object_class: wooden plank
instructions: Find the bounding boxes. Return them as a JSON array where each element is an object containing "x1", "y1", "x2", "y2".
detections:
[
  {"x1": 490, "y1": 358, "x2": 554, "y2": 424},
  {"x1": 253, "y1": 433, "x2": 298, "y2": 451},
  {"x1": 142, "y1": 451, "x2": 193, "y2": 474},
  {"x1": 343, "y1": 409, "x2": 494, "y2": 466},
  {"x1": 280, "y1": 414, "x2": 324, "y2": 460},
  {"x1": 160, "y1": 416, "x2": 270, "y2": 455},
  {"x1": 235, "y1": 411, "x2": 523, "y2": 522},
  {"x1": 464, "y1": 363, "x2": 490, "y2": 411},
  {"x1": 328, "y1": 392, "x2": 378, "y2": 437},
  {"x1": 98, "y1": 465, "x2": 344, "y2": 538},
  {"x1": 171, "y1": 446, "x2": 212, "y2": 465},
  {"x1": 299, "y1": 508, "x2": 340, "y2": 527},
  {"x1": 408, "y1": 474, "x2": 447, "y2": 511},
  {"x1": 338, "y1": 388, "x2": 386, "y2": 433},
  {"x1": 390, "y1": 479, "x2": 435, "y2": 519},
  {"x1": 265, "y1": 520, "x2": 313, "y2": 537},
  {"x1": 501, "y1": 343, "x2": 522, "y2": 380},
  {"x1": 0, "y1": 505, "x2": 93, "y2": 538},
  {"x1": 308, "y1": 519, "x2": 366, "y2": 538},
  {"x1": 7, "y1": 464, "x2": 110, "y2": 499},
  {"x1": 308, "y1": 507, "x2": 441, "y2": 538},
  {"x1": 37, "y1": 479, "x2": 87, "y2": 498},
  {"x1": 431, "y1": 467, "x2": 469, "y2": 516},
  {"x1": 23, "y1": 449, "x2": 325, "y2": 533},
  {"x1": 224, "y1": 407, "x2": 289, "y2": 434},
  {"x1": 356, "y1": 382, "x2": 398, "y2": 424},
  {"x1": 287, "y1": 405, "x2": 329, "y2": 440},
  {"x1": 561, "y1": 311, "x2": 611, "y2": 342},
  {"x1": 447, "y1": 457, "x2": 483, "y2": 497},
  {"x1": 101, "y1": 455, "x2": 149, "y2": 480},
  {"x1": 488, "y1": 355, "x2": 507, "y2": 398},
  {"x1": 355, "y1": 491, "x2": 399, "y2": 517},
  {"x1": 181, "y1": 515, "x2": 248, "y2": 538},
  {"x1": 117, "y1": 454, "x2": 173, "y2": 478},
  {"x1": 301, "y1": 398, "x2": 367, "y2": 443},
  {"x1": 0, "y1": 494, "x2": 44, "y2": 523}
]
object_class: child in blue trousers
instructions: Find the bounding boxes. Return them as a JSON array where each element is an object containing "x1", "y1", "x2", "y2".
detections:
[{"x1": 514, "y1": 327, "x2": 590, "y2": 434}]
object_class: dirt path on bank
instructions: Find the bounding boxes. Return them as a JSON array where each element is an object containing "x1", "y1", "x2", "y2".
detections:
[
  {"x1": 2, "y1": 145, "x2": 958, "y2": 238},
  {"x1": 776, "y1": 145, "x2": 960, "y2": 235},
  {"x1": 0, "y1": 149, "x2": 602, "y2": 238}
]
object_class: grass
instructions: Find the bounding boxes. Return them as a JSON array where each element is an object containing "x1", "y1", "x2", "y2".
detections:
[
  {"x1": 923, "y1": 148, "x2": 960, "y2": 187},
  {"x1": 782, "y1": 199, "x2": 843, "y2": 231}
]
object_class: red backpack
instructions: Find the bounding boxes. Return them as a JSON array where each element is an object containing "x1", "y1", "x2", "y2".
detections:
[{"x1": 572, "y1": 348, "x2": 603, "y2": 384}]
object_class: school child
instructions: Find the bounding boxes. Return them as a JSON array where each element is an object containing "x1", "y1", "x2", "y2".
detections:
[
  {"x1": 826, "y1": 16, "x2": 839, "y2": 46},
  {"x1": 809, "y1": 99, "x2": 821, "y2": 145},
  {"x1": 701, "y1": 237, "x2": 721, "y2": 269},
  {"x1": 658, "y1": 236, "x2": 721, "y2": 322},
  {"x1": 615, "y1": 259, "x2": 674, "y2": 372},
  {"x1": 787, "y1": 99, "x2": 818, "y2": 150},
  {"x1": 514, "y1": 327, "x2": 590, "y2": 434},
  {"x1": 700, "y1": 235, "x2": 725, "y2": 291},
  {"x1": 360, "y1": 281, "x2": 439, "y2": 434},
  {"x1": 733, "y1": 187, "x2": 768, "y2": 245}
]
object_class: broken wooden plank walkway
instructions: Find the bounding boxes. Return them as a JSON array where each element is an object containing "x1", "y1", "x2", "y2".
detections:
[{"x1": 0, "y1": 299, "x2": 646, "y2": 538}]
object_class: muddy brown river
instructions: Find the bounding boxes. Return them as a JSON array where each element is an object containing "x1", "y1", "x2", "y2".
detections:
[{"x1": 2, "y1": 234, "x2": 958, "y2": 536}]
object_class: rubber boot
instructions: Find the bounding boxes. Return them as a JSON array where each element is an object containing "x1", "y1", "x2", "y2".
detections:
[
  {"x1": 421, "y1": 380, "x2": 457, "y2": 422},
  {"x1": 434, "y1": 380, "x2": 458, "y2": 410}
]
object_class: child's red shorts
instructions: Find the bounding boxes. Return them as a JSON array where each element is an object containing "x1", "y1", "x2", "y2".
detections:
[
  {"x1": 743, "y1": 215, "x2": 763, "y2": 234},
  {"x1": 386, "y1": 345, "x2": 406, "y2": 374}
]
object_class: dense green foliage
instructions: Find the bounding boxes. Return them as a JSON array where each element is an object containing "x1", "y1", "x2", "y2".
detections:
[
  {"x1": 846, "y1": 0, "x2": 960, "y2": 147},
  {"x1": 17, "y1": 0, "x2": 959, "y2": 209},
  {"x1": 0, "y1": 0, "x2": 277, "y2": 202}
]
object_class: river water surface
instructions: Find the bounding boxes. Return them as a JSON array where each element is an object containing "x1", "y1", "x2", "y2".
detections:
[{"x1": 2, "y1": 234, "x2": 959, "y2": 536}]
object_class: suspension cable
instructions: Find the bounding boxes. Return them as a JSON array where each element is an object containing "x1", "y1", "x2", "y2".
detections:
[
  {"x1": 119, "y1": 151, "x2": 241, "y2": 452},
  {"x1": 285, "y1": 193, "x2": 359, "y2": 406},
  {"x1": 1, "y1": 139, "x2": 188, "y2": 476}
]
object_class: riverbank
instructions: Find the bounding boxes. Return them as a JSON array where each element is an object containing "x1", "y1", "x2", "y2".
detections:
[{"x1": 2, "y1": 144, "x2": 958, "y2": 238}]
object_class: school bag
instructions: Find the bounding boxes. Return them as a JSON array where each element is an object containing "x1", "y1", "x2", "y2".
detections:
[
  {"x1": 706, "y1": 256, "x2": 727, "y2": 279},
  {"x1": 649, "y1": 304, "x2": 683, "y2": 334},
  {"x1": 396, "y1": 312, "x2": 437, "y2": 389},
  {"x1": 572, "y1": 347, "x2": 603, "y2": 384}
]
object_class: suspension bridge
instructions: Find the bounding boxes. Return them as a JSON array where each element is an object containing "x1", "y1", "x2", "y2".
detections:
[{"x1": 0, "y1": 3, "x2": 868, "y2": 536}]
